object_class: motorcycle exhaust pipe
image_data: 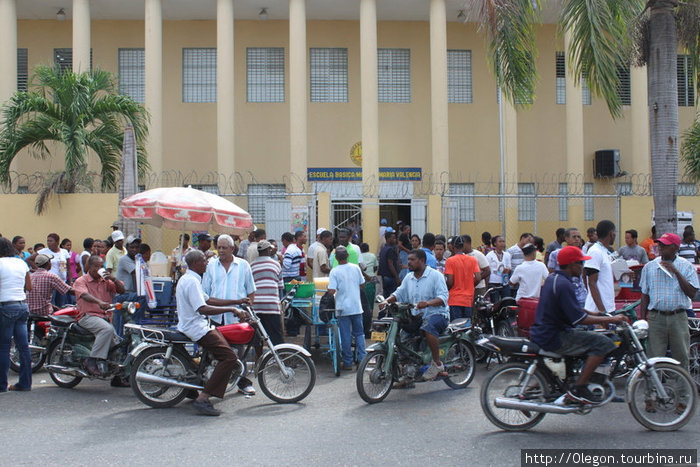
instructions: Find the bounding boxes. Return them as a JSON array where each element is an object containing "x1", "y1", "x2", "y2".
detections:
[
  {"x1": 45, "y1": 364, "x2": 89, "y2": 378},
  {"x1": 494, "y1": 397, "x2": 580, "y2": 414},
  {"x1": 135, "y1": 371, "x2": 204, "y2": 391},
  {"x1": 29, "y1": 344, "x2": 44, "y2": 352}
]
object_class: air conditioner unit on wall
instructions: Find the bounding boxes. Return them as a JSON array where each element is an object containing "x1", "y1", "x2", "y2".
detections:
[{"x1": 594, "y1": 149, "x2": 620, "y2": 178}]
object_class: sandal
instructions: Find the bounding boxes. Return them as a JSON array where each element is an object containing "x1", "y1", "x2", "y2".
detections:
[{"x1": 8, "y1": 384, "x2": 30, "y2": 392}]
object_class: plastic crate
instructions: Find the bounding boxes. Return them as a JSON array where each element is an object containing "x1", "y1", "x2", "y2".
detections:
[{"x1": 284, "y1": 282, "x2": 315, "y2": 298}]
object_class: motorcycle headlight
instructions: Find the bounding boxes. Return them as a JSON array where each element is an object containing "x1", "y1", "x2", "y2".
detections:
[{"x1": 632, "y1": 319, "x2": 649, "y2": 340}]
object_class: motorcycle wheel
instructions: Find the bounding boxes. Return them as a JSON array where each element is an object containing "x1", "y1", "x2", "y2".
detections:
[
  {"x1": 689, "y1": 337, "x2": 700, "y2": 390},
  {"x1": 130, "y1": 347, "x2": 191, "y2": 408},
  {"x1": 496, "y1": 321, "x2": 516, "y2": 338},
  {"x1": 627, "y1": 362, "x2": 697, "y2": 432},
  {"x1": 480, "y1": 362, "x2": 548, "y2": 431},
  {"x1": 443, "y1": 341, "x2": 476, "y2": 389},
  {"x1": 330, "y1": 324, "x2": 341, "y2": 377},
  {"x1": 10, "y1": 335, "x2": 46, "y2": 374},
  {"x1": 356, "y1": 351, "x2": 393, "y2": 404},
  {"x1": 45, "y1": 340, "x2": 83, "y2": 389},
  {"x1": 258, "y1": 349, "x2": 316, "y2": 403}
]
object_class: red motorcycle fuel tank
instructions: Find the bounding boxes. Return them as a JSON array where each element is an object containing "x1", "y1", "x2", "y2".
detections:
[
  {"x1": 218, "y1": 323, "x2": 255, "y2": 345},
  {"x1": 53, "y1": 306, "x2": 79, "y2": 318}
]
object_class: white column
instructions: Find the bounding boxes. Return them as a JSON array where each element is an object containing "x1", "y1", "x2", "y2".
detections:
[
  {"x1": 145, "y1": 0, "x2": 163, "y2": 178},
  {"x1": 217, "y1": 0, "x2": 235, "y2": 191},
  {"x1": 631, "y1": 66, "x2": 650, "y2": 175},
  {"x1": 72, "y1": 0, "x2": 91, "y2": 73},
  {"x1": 428, "y1": 0, "x2": 448, "y2": 234},
  {"x1": 0, "y1": 0, "x2": 17, "y2": 105},
  {"x1": 289, "y1": 0, "x2": 308, "y2": 187},
  {"x1": 360, "y1": 0, "x2": 380, "y2": 252}
]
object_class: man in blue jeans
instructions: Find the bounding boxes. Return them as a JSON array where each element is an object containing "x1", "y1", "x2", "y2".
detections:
[{"x1": 328, "y1": 246, "x2": 367, "y2": 371}]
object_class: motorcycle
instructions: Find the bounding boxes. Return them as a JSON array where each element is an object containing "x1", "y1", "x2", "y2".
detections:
[
  {"x1": 44, "y1": 302, "x2": 141, "y2": 388},
  {"x1": 9, "y1": 308, "x2": 77, "y2": 373},
  {"x1": 478, "y1": 319, "x2": 697, "y2": 432},
  {"x1": 689, "y1": 316, "x2": 700, "y2": 389},
  {"x1": 356, "y1": 296, "x2": 476, "y2": 404},
  {"x1": 470, "y1": 287, "x2": 519, "y2": 362},
  {"x1": 128, "y1": 304, "x2": 316, "y2": 408}
]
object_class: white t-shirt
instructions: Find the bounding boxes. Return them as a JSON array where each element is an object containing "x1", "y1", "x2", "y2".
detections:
[
  {"x1": 37, "y1": 247, "x2": 70, "y2": 281},
  {"x1": 0, "y1": 257, "x2": 29, "y2": 302},
  {"x1": 79, "y1": 250, "x2": 91, "y2": 275},
  {"x1": 307, "y1": 241, "x2": 322, "y2": 262},
  {"x1": 584, "y1": 242, "x2": 616, "y2": 312},
  {"x1": 509, "y1": 259, "x2": 549, "y2": 301},
  {"x1": 486, "y1": 250, "x2": 512, "y2": 285},
  {"x1": 328, "y1": 262, "x2": 365, "y2": 317},
  {"x1": 467, "y1": 249, "x2": 489, "y2": 289}
]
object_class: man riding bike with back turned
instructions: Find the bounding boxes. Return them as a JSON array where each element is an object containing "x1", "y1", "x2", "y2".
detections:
[{"x1": 529, "y1": 246, "x2": 629, "y2": 404}]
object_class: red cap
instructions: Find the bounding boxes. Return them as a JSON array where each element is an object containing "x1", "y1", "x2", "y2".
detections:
[
  {"x1": 655, "y1": 232, "x2": 681, "y2": 247},
  {"x1": 557, "y1": 246, "x2": 592, "y2": 266}
]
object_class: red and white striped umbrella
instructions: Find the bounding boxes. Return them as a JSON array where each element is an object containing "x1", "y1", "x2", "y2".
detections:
[{"x1": 120, "y1": 186, "x2": 254, "y2": 235}]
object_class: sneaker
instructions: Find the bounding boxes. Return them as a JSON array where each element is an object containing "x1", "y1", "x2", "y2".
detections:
[
  {"x1": 192, "y1": 399, "x2": 221, "y2": 416},
  {"x1": 422, "y1": 361, "x2": 444, "y2": 381},
  {"x1": 565, "y1": 385, "x2": 601, "y2": 405},
  {"x1": 238, "y1": 384, "x2": 256, "y2": 396}
]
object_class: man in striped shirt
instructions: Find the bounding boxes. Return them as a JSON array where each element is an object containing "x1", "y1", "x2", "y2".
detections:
[{"x1": 251, "y1": 240, "x2": 285, "y2": 351}]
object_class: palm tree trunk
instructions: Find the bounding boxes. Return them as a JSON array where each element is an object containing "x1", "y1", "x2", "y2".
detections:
[{"x1": 648, "y1": 0, "x2": 679, "y2": 234}]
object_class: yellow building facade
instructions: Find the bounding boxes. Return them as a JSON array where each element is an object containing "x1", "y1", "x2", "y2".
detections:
[{"x1": 0, "y1": 0, "x2": 697, "y2": 252}]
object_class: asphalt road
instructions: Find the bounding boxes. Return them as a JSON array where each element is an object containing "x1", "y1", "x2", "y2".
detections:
[{"x1": 2, "y1": 358, "x2": 698, "y2": 467}]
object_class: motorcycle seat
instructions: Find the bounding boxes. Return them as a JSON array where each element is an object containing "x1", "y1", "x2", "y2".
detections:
[
  {"x1": 488, "y1": 336, "x2": 541, "y2": 355},
  {"x1": 49, "y1": 315, "x2": 75, "y2": 327},
  {"x1": 161, "y1": 329, "x2": 191, "y2": 343},
  {"x1": 69, "y1": 323, "x2": 93, "y2": 336}
]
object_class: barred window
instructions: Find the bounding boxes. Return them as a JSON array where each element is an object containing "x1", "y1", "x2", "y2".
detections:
[
  {"x1": 582, "y1": 74, "x2": 592, "y2": 105},
  {"x1": 247, "y1": 184, "x2": 286, "y2": 223},
  {"x1": 678, "y1": 55, "x2": 695, "y2": 107},
  {"x1": 617, "y1": 65, "x2": 631, "y2": 106},
  {"x1": 247, "y1": 47, "x2": 285, "y2": 103},
  {"x1": 183, "y1": 48, "x2": 217, "y2": 103},
  {"x1": 17, "y1": 48, "x2": 28, "y2": 92},
  {"x1": 677, "y1": 183, "x2": 698, "y2": 196},
  {"x1": 518, "y1": 183, "x2": 536, "y2": 221},
  {"x1": 188, "y1": 184, "x2": 219, "y2": 195},
  {"x1": 449, "y1": 183, "x2": 475, "y2": 221},
  {"x1": 616, "y1": 182, "x2": 632, "y2": 196},
  {"x1": 447, "y1": 50, "x2": 472, "y2": 103},
  {"x1": 378, "y1": 48, "x2": 411, "y2": 103},
  {"x1": 556, "y1": 51, "x2": 566, "y2": 105},
  {"x1": 53, "y1": 48, "x2": 92, "y2": 73},
  {"x1": 118, "y1": 48, "x2": 145, "y2": 103},
  {"x1": 584, "y1": 183, "x2": 594, "y2": 221},
  {"x1": 310, "y1": 48, "x2": 348, "y2": 103},
  {"x1": 559, "y1": 183, "x2": 568, "y2": 221}
]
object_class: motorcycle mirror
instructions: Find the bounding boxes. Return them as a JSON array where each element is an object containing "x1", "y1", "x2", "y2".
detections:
[{"x1": 375, "y1": 295, "x2": 385, "y2": 303}]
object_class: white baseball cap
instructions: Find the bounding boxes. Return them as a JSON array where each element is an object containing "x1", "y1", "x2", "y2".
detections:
[
  {"x1": 111, "y1": 230, "x2": 125, "y2": 242},
  {"x1": 316, "y1": 228, "x2": 329, "y2": 236}
]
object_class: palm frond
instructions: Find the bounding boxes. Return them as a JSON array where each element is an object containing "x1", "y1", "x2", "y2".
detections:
[
  {"x1": 681, "y1": 112, "x2": 700, "y2": 180},
  {"x1": 475, "y1": 0, "x2": 540, "y2": 107},
  {"x1": 560, "y1": 0, "x2": 643, "y2": 118}
]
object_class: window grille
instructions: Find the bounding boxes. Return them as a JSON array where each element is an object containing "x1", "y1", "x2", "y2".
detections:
[
  {"x1": 17, "y1": 48, "x2": 28, "y2": 92},
  {"x1": 616, "y1": 182, "x2": 632, "y2": 196},
  {"x1": 247, "y1": 184, "x2": 286, "y2": 223},
  {"x1": 559, "y1": 183, "x2": 568, "y2": 221},
  {"x1": 447, "y1": 50, "x2": 472, "y2": 103},
  {"x1": 378, "y1": 48, "x2": 411, "y2": 103},
  {"x1": 584, "y1": 183, "x2": 594, "y2": 221},
  {"x1": 678, "y1": 55, "x2": 695, "y2": 107},
  {"x1": 617, "y1": 65, "x2": 631, "y2": 106},
  {"x1": 247, "y1": 47, "x2": 285, "y2": 103},
  {"x1": 449, "y1": 183, "x2": 475, "y2": 221},
  {"x1": 53, "y1": 48, "x2": 92, "y2": 73},
  {"x1": 677, "y1": 183, "x2": 697, "y2": 196},
  {"x1": 518, "y1": 183, "x2": 536, "y2": 221},
  {"x1": 582, "y1": 74, "x2": 592, "y2": 105},
  {"x1": 118, "y1": 48, "x2": 145, "y2": 103},
  {"x1": 310, "y1": 48, "x2": 348, "y2": 103},
  {"x1": 556, "y1": 51, "x2": 566, "y2": 105},
  {"x1": 183, "y1": 48, "x2": 217, "y2": 103}
]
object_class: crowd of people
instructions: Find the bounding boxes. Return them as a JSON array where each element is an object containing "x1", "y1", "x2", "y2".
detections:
[{"x1": 1, "y1": 219, "x2": 698, "y2": 414}]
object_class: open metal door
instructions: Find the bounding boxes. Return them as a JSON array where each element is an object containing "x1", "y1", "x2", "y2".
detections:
[
  {"x1": 411, "y1": 198, "x2": 427, "y2": 239},
  {"x1": 264, "y1": 199, "x2": 292, "y2": 243}
]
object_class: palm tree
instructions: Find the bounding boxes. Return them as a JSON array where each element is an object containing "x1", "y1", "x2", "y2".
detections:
[
  {"x1": 475, "y1": 0, "x2": 699, "y2": 234},
  {"x1": 0, "y1": 65, "x2": 149, "y2": 213}
]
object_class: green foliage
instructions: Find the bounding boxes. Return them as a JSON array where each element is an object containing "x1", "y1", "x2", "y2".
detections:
[
  {"x1": 0, "y1": 65, "x2": 149, "y2": 213},
  {"x1": 681, "y1": 113, "x2": 700, "y2": 180}
]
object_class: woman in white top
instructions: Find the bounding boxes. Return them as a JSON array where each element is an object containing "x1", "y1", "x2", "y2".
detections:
[
  {"x1": 485, "y1": 235, "x2": 512, "y2": 303},
  {"x1": 0, "y1": 237, "x2": 32, "y2": 392}
]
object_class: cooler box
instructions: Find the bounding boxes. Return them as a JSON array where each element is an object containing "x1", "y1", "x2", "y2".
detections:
[{"x1": 152, "y1": 277, "x2": 173, "y2": 306}]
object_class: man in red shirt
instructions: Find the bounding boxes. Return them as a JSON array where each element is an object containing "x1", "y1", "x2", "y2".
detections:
[
  {"x1": 73, "y1": 255, "x2": 125, "y2": 375},
  {"x1": 27, "y1": 254, "x2": 73, "y2": 318},
  {"x1": 444, "y1": 236, "x2": 481, "y2": 321}
]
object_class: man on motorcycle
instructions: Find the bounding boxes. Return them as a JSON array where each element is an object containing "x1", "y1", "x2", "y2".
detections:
[
  {"x1": 178, "y1": 249, "x2": 249, "y2": 416},
  {"x1": 72, "y1": 255, "x2": 125, "y2": 376},
  {"x1": 529, "y1": 246, "x2": 629, "y2": 404},
  {"x1": 384, "y1": 249, "x2": 450, "y2": 380}
]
